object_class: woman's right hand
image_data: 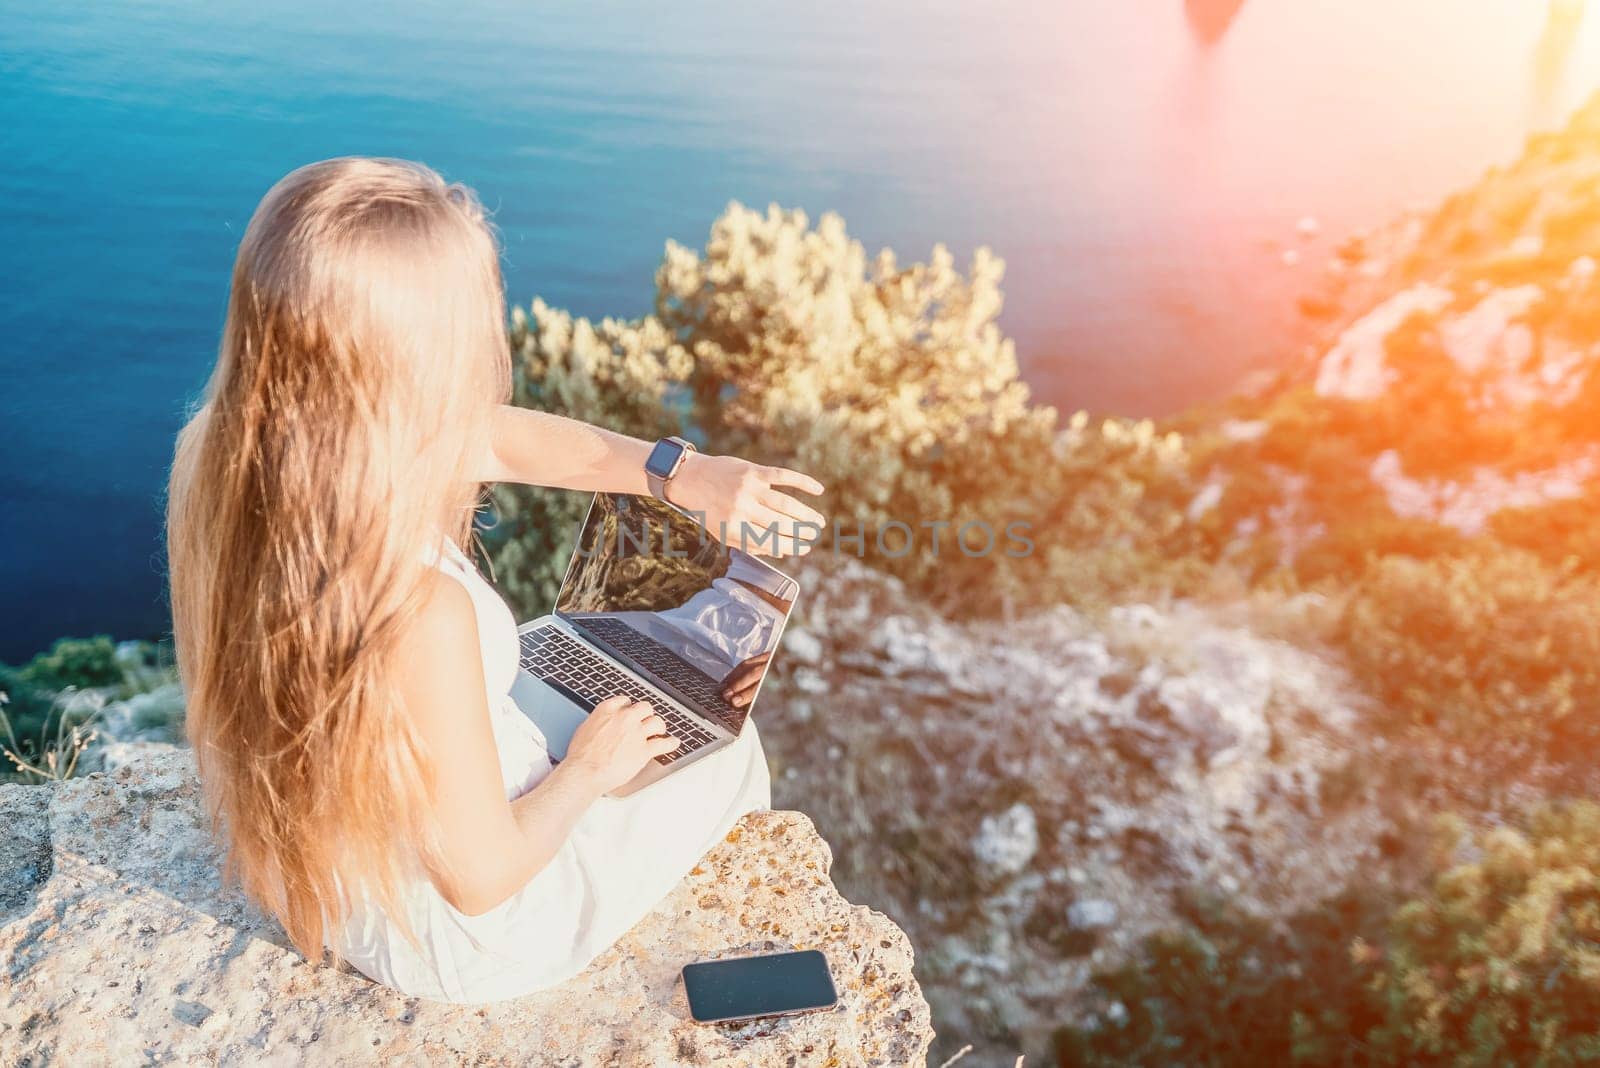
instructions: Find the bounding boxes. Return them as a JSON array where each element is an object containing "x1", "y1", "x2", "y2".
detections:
[{"x1": 564, "y1": 695, "x2": 678, "y2": 794}]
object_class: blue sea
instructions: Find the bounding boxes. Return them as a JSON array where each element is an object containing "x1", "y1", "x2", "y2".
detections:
[{"x1": 3, "y1": 0, "x2": 1598, "y2": 659}]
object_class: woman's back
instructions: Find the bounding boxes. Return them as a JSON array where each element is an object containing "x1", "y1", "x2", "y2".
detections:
[{"x1": 331, "y1": 539, "x2": 771, "y2": 1003}]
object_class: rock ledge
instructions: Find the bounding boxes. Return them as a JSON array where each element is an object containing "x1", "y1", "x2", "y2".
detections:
[{"x1": 0, "y1": 747, "x2": 931, "y2": 1066}]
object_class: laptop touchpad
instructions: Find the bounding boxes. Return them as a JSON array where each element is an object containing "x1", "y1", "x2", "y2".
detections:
[{"x1": 510, "y1": 670, "x2": 589, "y2": 761}]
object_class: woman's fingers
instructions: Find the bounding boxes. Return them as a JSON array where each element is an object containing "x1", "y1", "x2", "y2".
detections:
[
  {"x1": 761, "y1": 466, "x2": 825, "y2": 497},
  {"x1": 647, "y1": 733, "x2": 680, "y2": 757},
  {"x1": 721, "y1": 652, "x2": 770, "y2": 689},
  {"x1": 720, "y1": 669, "x2": 759, "y2": 702},
  {"x1": 758, "y1": 489, "x2": 825, "y2": 530},
  {"x1": 726, "y1": 653, "x2": 774, "y2": 706},
  {"x1": 595, "y1": 695, "x2": 633, "y2": 715}
]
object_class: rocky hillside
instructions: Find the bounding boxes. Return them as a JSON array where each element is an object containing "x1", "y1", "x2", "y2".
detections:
[
  {"x1": 0, "y1": 747, "x2": 932, "y2": 1067},
  {"x1": 1187, "y1": 93, "x2": 1600, "y2": 582},
  {"x1": 756, "y1": 557, "x2": 1392, "y2": 1065}
]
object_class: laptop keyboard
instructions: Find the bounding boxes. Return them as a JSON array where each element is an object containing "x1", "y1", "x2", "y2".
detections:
[
  {"x1": 518, "y1": 624, "x2": 719, "y2": 764},
  {"x1": 571, "y1": 616, "x2": 746, "y2": 732}
]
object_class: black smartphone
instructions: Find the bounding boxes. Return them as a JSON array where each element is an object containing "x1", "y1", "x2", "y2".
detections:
[{"x1": 681, "y1": 949, "x2": 839, "y2": 1024}]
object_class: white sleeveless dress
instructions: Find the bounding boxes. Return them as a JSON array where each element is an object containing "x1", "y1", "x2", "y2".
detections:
[{"x1": 331, "y1": 538, "x2": 772, "y2": 1003}]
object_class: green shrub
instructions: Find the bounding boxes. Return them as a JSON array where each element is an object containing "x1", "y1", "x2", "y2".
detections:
[
  {"x1": 1490, "y1": 497, "x2": 1600, "y2": 574},
  {"x1": 1059, "y1": 805, "x2": 1600, "y2": 1068},
  {"x1": 0, "y1": 636, "x2": 123, "y2": 759},
  {"x1": 1336, "y1": 549, "x2": 1600, "y2": 753},
  {"x1": 13, "y1": 635, "x2": 121, "y2": 691},
  {"x1": 1293, "y1": 515, "x2": 1469, "y2": 588},
  {"x1": 0, "y1": 638, "x2": 177, "y2": 773},
  {"x1": 484, "y1": 204, "x2": 1197, "y2": 618},
  {"x1": 1055, "y1": 891, "x2": 1387, "y2": 1068},
  {"x1": 1334, "y1": 803, "x2": 1600, "y2": 1066}
]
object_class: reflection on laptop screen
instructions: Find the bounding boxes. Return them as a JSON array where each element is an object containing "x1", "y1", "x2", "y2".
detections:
[{"x1": 554, "y1": 494, "x2": 798, "y2": 728}]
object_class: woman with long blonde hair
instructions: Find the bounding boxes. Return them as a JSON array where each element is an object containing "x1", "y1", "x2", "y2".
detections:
[{"x1": 167, "y1": 157, "x2": 824, "y2": 1001}]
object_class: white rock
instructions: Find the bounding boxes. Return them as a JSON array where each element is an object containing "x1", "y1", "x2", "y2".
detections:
[
  {"x1": 1508, "y1": 233, "x2": 1544, "y2": 259},
  {"x1": 783, "y1": 626, "x2": 824, "y2": 665},
  {"x1": 1436, "y1": 285, "x2": 1542, "y2": 375},
  {"x1": 1370, "y1": 448, "x2": 1597, "y2": 535},
  {"x1": 1537, "y1": 340, "x2": 1591, "y2": 403},
  {"x1": 1566, "y1": 255, "x2": 1597, "y2": 288},
  {"x1": 91, "y1": 739, "x2": 175, "y2": 773},
  {"x1": 1221, "y1": 419, "x2": 1268, "y2": 443},
  {"x1": 1157, "y1": 666, "x2": 1271, "y2": 772},
  {"x1": 878, "y1": 616, "x2": 928, "y2": 668},
  {"x1": 792, "y1": 667, "x2": 829, "y2": 694},
  {"x1": 1067, "y1": 899, "x2": 1119, "y2": 931},
  {"x1": 1187, "y1": 480, "x2": 1226, "y2": 522},
  {"x1": 1314, "y1": 284, "x2": 1454, "y2": 399},
  {"x1": 972, "y1": 803, "x2": 1039, "y2": 876},
  {"x1": 1108, "y1": 603, "x2": 1165, "y2": 631}
]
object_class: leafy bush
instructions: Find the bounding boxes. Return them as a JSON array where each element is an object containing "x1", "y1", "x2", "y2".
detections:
[
  {"x1": 0, "y1": 637, "x2": 177, "y2": 776},
  {"x1": 12, "y1": 635, "x2": 121, "y2": 691},
  {"x1": 652, "y1": 207, "x2": 1061, "y2": 617},
  {"x1": 1060, "y1": 801, "x2": 1600, "y2": 1068},
  {"x1": 1490, "y1": 496, "x2": 1600, "y2": 574},
  {"x1": 1055, "y1": 891, "x2": 1388, "y2": 1068},
  {"x1": 1331, "y1": 803, "x2": 1600, "y2": 1066},
  {"x1": 484, "y1": 203, "x2": 1198, "y2": 618},
  {"x1": 0, "y1": 664, "x2": 57, "y2": 744},
  {"x1": 1336, "y1": 548, "x2": 1600, "y2": 753},
  {"x1": 0, "y1": 636, "x2": 122, "y2": 756},
  {"x1": 1292, "y1": 515, "x2": 1470, "y2": 588}
]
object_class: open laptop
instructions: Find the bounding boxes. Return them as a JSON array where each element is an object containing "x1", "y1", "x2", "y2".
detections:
[{"x1": 509, "y1": 492, "x2": 800, "y2": 796}]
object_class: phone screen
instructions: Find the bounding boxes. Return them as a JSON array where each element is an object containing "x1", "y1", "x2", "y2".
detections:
[{"x1": 681, "y1": 949, "x2": 838, "y2": 1023}]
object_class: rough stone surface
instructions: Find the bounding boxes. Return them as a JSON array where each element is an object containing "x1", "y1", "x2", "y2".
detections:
[
  {"x1": 0, "y1": 747, "x2": 932, "y2": 1067},
  {"x1": 0, "y1": 787, "x2": 51, "y2": 926}
]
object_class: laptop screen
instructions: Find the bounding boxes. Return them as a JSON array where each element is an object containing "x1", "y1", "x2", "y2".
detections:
[{"x1": 553, "y1": 493, "x2": 799, "y2": 728}]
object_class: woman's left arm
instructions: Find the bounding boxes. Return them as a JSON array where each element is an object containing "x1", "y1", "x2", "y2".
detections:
[{"x1": 482, "y1": 406, "x2": 827, "y2": 556}]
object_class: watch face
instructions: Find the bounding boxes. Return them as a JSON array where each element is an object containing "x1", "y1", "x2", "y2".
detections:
[{"x1": 645, "y1": 438, "x2": 686, "y2": 479}]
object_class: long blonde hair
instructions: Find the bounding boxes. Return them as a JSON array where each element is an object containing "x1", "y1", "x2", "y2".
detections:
[{"x1": 167, "y1": 158, "x2": 511, "y2": 958}]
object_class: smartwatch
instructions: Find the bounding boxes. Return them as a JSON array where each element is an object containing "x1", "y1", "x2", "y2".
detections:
[{"x1": 644, "y1": 436, "x2": 697, "y2": 502}]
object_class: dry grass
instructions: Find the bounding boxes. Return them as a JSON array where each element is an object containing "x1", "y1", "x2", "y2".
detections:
[{"x1": 0, "y1": 688, "x2": 103, "y2": 784}]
